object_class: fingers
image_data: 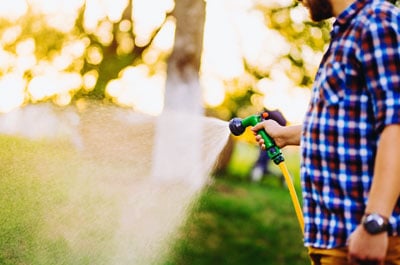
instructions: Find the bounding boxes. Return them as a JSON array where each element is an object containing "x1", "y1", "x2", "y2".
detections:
[
  {"x1": 348, "y1": 250, "x2": 383, "y2": 265},
  {"x1": 252, "y1": 121, "x2": 272, "y2": 150},
  {"x1": 348, "y1": 257, "x2": 381, "y2": 265},
  {"x1": 251, "y1": 122, "x2": 264, "y2": 132},
  {"x1": 253, "y1": 134, "x2": 266, "y2": 150},
  {"x1": 347, "y1": 229, "x2": 387, "y2": 265}
]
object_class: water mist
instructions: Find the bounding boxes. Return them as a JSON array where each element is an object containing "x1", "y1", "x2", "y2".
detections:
[{"x1": 0, "y1": 103, "x2": 231, "y2": 265}]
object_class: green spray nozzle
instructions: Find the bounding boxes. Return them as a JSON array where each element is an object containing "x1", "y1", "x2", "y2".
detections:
[{"x1": 229, "y1": 112, "x2": 284, "y2": 165}]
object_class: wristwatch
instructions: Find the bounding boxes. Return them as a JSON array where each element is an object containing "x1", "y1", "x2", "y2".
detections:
[{"x1": 362, "y1": 213, "x2": 389, "y2": 235}]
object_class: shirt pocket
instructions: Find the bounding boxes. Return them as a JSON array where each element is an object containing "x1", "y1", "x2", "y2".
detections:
[{"x1": 313, "y1": 61, "x2": 355, "y2": 107}]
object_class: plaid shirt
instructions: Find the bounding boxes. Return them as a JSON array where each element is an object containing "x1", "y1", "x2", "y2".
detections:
[{"x1": 301, "y1": 0, "x2": 400, "y2": 248}]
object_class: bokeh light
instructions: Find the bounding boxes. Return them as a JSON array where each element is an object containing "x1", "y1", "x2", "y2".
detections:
[{"x1": 0, "y1": 0, "x2": 319, "y2": 124}]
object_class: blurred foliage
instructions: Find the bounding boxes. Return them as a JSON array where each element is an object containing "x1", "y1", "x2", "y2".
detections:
[
  {"x1": 388, "y1": 0, "x2": 400, "y2": 5},
  {"x1": 1, "y1": 0, "x2": 399, "y2": 116},
  {"x1": 0, "y1": 0, "x2": 332, "y2": 115},
  {"x1": 260, "y1": 3, "x2": 331, "y2": 81},
  {"x1": 73, "y1": 0, "x2": 170, "y2": 100},
  {"x1": 0, "y1": 0, "x2": 172, "y2": 105},
  {"x1": 207, "y1": 1, "x2": 332, "y2": 121},
  {"x1": 206, "y1": 75, "x2": 265, "y2": 121},
  {"x1": 0, "y1": 13, "x2": 67, "y2": 79},
  {"x1": 212, "y1": 0, "x2": 400, "y2": 121}
]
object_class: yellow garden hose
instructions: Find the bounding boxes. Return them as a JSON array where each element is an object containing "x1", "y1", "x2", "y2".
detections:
[{"x1": 278, "y1": 162, "x2": 304, "y2": 233}]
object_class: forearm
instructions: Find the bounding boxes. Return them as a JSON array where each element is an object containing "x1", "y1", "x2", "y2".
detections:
[
  {"x1": 282, "y1": 125, "x2": 302, "y2": 146},
  {"x1": 366, "y1": 124, "x2": 400, "y2": 218},
  {"x1": 252, "y1": 122, "x2": 302, "y2": 148}
]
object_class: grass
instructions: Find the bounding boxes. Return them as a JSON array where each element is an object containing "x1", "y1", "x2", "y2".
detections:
[
  {"x1": 0, "y1": 135, "x2": 118, "y2": 265},
  {"x1": 163, "y1": 177, "x2": 309, "y2": 265},
  {"x1": 0, "y1": 135, "x2": 66, "y2": 265},
  {"x1": 164, "y1": 141, "x2": 310, "y2": 265},
  {"x1": 0, "y1": 135, "x2": 310, "y2": 265}
]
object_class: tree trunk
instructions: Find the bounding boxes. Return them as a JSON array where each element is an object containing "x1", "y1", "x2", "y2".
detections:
[
  {"x1": 164, "y1": 0, "x2": 206, "y2": 114},
  {"x1": 152, "y1": 0, "x2": 207, "y2": 188}
]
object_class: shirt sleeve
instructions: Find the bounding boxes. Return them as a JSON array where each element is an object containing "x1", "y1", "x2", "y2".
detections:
[{"x1": 360, "y1": 12, "x2": 400, "y2": 133}]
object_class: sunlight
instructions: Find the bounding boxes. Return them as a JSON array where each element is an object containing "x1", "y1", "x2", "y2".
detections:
[
  {"x1": 257, "y1": 70, "x2": 311, "y2": 124},
  {"x1": 83, "y1": 70, "x2": 99, "y2": 92},
  {"x1": 84, "y1": 0, "x2": 127, "y2": 31},
  {"x1": 0, "y1": 0, "x2": 27, "y2": 21},
  {"x1": 133, "y1": 0, "x2": 174, "y2": 47},
  {"x1": 0, "y1": 49, "x2": 16, "y2": 72},
  {"x1": 29, "y1": 0, "x2": 84, "y2": 32},
  {"x1": 0, "y1": 74, "x2": 26, "y2": 113},
  {"x1": 57, "y1": 40, "x2": 87, "y2": 68},
  {"x1": 28, "y1": 72, "x2": 82, "y2": 104},
  {"x1": 93, "y1": 20, "x2": 114, "y2": 46},
  {"x1": 201, "y1": 76, "x2": 225, "y2": 107},
  {"x1": 225, "y1": 2, "x2": 290, "y2": 72},
  {"x1": 86, "y1": 46, "x2": 103, "y2": 65},
  {"x1": 290, "y1": 4, "x2": 309, "y2": 24},
  {"x1": 200, "y1": 0, "x2": 311, "y2": 123},
  {"x1": 152, "y1": 18, "x2": 176, "y2": 52},
  {"x1": 1, "y1": 26, "x2": 22, "y2": 45},
  {"x1": 202, "y1": 0, "x2": 244, "y2": 80},
  {"x1": 15, "y1": 39, "x2": 37, "y2": 73},
  {"x1": 106, "y1": 65, "x2": 164, "y2": 115},
  {"x1": 0, "y1": 0, "x2": 313, "y2": 124}
]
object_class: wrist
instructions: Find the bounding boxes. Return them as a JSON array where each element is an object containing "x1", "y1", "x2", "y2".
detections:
[
  {"x1": 283, "y1": 125, "x2": 301, "y2": 146},
  {"x1": 361, "y1": 213, "x2": 389, "y2": 235}
]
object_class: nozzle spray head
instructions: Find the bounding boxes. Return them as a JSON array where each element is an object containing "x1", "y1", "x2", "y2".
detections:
[
  {"x1": 228, "y1": 118, "x2": 246, "y2": 136},
  {"x1": 228, "y1": 112, "x2": 285, "y2": 165}
]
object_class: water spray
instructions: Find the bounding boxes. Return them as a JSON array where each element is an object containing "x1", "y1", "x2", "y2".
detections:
[{"x1": 229, "y1": 111, "x2": 304, "y2": 234}]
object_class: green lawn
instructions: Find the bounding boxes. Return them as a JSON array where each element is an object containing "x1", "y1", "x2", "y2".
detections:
[
  {"x1": 164, "y1": 177, "x2": 309, "y2": 265},
  {"x1": 164, "y1": 141, "x2": 310, "y2": 265},
  {"x1": 0, "y1": 135, "x2": 118, "y2": 265},
  {"x1": 0, "y1": 135, "x2": 68, "y2": 265}
]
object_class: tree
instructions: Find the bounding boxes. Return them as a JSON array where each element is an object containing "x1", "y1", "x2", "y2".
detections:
[
  {"x1": 151, "y1": 0, "x2": 208, "y2": 187},
  {"x1": 74, "y1": 0, "x2": 169, "y2": 100},
  {"x1": 163, "y1": 0, "x2": 206, "y2": 114},
  {"x1": 0, "y1": 0, "x2": 175, "y2": 109}
]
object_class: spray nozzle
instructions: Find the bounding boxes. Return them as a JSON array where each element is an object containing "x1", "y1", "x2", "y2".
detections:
[
  {"x1": 228, "y1": 112, "x2": 284, "y2": 165},
  {"x1": 228, "y1": 118, "x2": 246, "y2": 136}
]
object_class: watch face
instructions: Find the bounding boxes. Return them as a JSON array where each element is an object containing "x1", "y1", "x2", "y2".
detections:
[
  {"x1": 364, "y1": 219, "x2": 382, "y2": 234},
  {"x1": 363, "y1": 214, "x2": 387, "y2": 235}
]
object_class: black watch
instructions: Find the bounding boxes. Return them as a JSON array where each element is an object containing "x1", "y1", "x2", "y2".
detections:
[{"x1": 362, "y1": 213, "x2": 389, "y2": 235}]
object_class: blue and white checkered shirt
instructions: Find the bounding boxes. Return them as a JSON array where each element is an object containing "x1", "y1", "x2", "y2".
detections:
[{"x1": 301, "y1": 0, "x2": 400, "y2": 248}]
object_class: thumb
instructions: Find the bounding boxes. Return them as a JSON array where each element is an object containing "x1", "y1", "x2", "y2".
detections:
[{"x1": 251, "y1": 122, "x2": 265, "y2": 132}]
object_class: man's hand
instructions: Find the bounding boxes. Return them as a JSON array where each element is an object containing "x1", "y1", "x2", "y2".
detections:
[
  {"x1": 251, "y1": 121, "x2": 302, "y2": 149},
  {"x1": 348, "y1": 225, "x2": 388, "y2": 265}
]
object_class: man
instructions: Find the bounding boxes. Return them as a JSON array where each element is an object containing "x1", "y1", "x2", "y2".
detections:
[{"x1": 252, "y1": 0, "x2": 400, "y2": 264}]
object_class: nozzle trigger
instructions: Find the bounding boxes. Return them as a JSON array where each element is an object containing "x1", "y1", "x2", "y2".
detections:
[{"x1": 261, "y1": 112, "x2": 269, "y2": 120}]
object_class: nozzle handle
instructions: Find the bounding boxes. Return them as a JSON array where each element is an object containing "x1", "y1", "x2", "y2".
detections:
[
  {"x1": 258, "y1": 129, "x2": 275, "y2": 150},
  {"x1": 259, "y1": 130, "x2": 284, "y2": 164},
  {"x1": 241, "y1": 114, "x2": 284, "y2": 165}
]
